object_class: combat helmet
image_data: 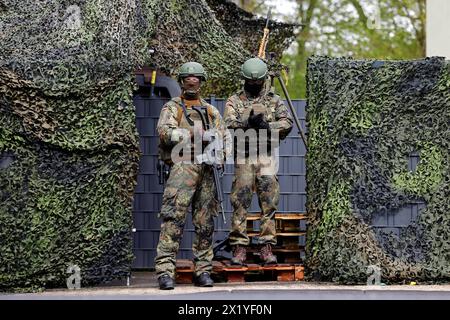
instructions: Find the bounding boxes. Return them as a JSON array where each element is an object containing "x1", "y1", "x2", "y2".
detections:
[
  {"x1": 177, "y1": 62, "x2": 207, "y2": 82},
  {"x1": 241, "y1": 58, "x2": 268, "y2": 80}
]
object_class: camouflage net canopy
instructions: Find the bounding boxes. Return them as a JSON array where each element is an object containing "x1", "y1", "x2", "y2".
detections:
[
  {"x1": 0, "y1": 0, "x2": 295, "y2": 291},
  {"x1": 206, "y1": 0, "x2": 298, "y2": 62},
  {"x1": 306, "y1": 56, "x2": 450, "y2": 284},
  {"x1": 151, "y1": 0, "x2": 297, "y2": 95}
]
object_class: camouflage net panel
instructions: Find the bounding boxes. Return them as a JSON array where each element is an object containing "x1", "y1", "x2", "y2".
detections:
[
  {"x1": 0, "y1": 0, "x2": 147, "y2": 291},
  {"x1": 0, "y1": 0, "x2": 297, "y2": 291},
  {"x1": 205, "y1": 0, "x2": 297, "y2": 61},
  {"x1": 149, "y1": 0, "x2": 248, "y2": 95},
  {"x1": 151, "y1": 0, "x2": 297, "y2": 96},
  {"x1": 305, "y1": 56, "x2": 450, "y2": 284}
]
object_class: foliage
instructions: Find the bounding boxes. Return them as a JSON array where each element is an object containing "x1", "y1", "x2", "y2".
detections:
[{"x1": 274, "y1": 0, "x2": 426, "y2": 99}]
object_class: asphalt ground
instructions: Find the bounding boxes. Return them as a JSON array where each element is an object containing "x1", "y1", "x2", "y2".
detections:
[{"x1": 1, "y1": 272, "x2": 450, "y2": 300}]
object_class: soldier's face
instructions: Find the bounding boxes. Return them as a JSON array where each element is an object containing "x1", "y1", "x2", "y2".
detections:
[
  {"x1": 183, "y1": 76, "x2": 201, "y2": 91},
  {"x1": 244, "y1": 79, "x2": 264, "y2": 97}
]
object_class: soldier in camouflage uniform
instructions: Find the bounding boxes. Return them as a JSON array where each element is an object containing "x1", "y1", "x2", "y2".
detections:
[
  {"x1": 224, "y1": 58, "x2": 293, "y2": 265},
  {"x1": 154, "y1": 62, "x2": 226, "y2": 290}
]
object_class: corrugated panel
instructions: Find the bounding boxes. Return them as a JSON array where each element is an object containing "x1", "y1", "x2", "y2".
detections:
[
  {"x1": 371, "y1": 202, "x2": 426, "y2": 228},
  {"x1": 132, "y1": 96, "x2": 307, "y2": 269}
]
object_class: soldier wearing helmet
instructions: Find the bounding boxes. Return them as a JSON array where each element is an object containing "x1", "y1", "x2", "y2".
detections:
[
  {"x1": 154, "y1": 62, "x2": 226, "y2": 289},
  {"x1": 224, "y1": 57, "x2": 293, "y2": 266}
]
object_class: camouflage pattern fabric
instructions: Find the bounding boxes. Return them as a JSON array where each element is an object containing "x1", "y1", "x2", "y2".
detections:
[
  {"x1": 155, "y1": 163, "x2": 218, "y2": 278},
  {"x1": 229, "y1": 161, "x2": 280, "y2": 246},
  {"x1": 152, "y1": 0, "x2": 297, "y2": 96},
  {"x1": 224, "y1": 89, "x2": 293, "y2": 139},
  {"x1": 155, "y1": 97, "x2": 225, "y2": 278},
  {"x1": 157, "y1": 97, "x2": 228, "y2": 164},
  {"x1": 158, "y1": 98, "x2": 226, "y2": 144},
  {"x1": 224, "y1": 88, "x2": 293, "y2": 246}
]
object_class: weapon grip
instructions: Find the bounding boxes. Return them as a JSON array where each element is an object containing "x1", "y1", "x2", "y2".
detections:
[{"x1": 157, "y1": 160, "x2": 165, "y2": 185}]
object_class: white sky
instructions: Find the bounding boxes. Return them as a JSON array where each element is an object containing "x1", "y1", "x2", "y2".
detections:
[{"x1": 259, "y1": 0, "x2": 297, "y2": 20}]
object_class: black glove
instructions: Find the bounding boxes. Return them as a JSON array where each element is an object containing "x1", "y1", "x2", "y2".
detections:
[{"x1": 248, "y1": 111, "x2": 270, "y2": 129}]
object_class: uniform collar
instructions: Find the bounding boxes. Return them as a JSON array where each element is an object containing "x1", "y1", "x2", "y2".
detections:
[
  {"x1": 239, "y1": 87, "x2": 269, "y2": 101},
  {"x1": 175, "y1": 96, "x2": 207, "y2": 107}
]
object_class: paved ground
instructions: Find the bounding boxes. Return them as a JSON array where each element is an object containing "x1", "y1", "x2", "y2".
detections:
[{"x1": 1, "y1": 272, "x2": 450, "y2": 300}]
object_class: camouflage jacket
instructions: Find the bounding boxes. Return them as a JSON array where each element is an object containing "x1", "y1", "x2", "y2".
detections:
[
  {"x1": 157, "y1": 96, "x2": 228, "y2": 163},
  {"x1": 224, "y1": 88, "x2": 293, "y2": 140}
]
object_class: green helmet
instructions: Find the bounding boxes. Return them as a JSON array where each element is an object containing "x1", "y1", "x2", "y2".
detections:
[
  {"x1": 177, "y1": 62, "x2": 207, "y2": 81},
  {"x1": 241, "y1": 58, "x2": 268, "y2": 80}
]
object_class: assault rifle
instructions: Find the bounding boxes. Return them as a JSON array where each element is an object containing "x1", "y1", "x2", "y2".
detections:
[{"x1": 180, "y1": 102, "x2": 227, "y2": 224}]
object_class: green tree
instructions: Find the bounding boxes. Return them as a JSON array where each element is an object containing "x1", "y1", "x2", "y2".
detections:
[
  {"x1": 235, "y1": 0, "x2": 266, "y2": 12},
  {"x1": 279, "y1": 0, "x2": 426, "y2": 98}
]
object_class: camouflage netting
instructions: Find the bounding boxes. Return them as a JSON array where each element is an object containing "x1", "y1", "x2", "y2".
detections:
[
  {"x1": 206, "y1": 0, "x2": 297, "y2": 61},
  {"x1": 0, "y1": 0, "x2": 295, "y2": 291},
  {"x1": 306, "y1": 56, "x2": 450, "y2": 284},
  {"x1": 150, "y1": 0, "x2": 296, "y2": 95},
  {"x1": 0, "y1": 0, "x2": 147, "y2": 291}
]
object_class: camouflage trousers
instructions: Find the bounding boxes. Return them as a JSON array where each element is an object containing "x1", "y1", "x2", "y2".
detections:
[
  {"x1": 154, "y1": 163, "x2": 218, "y2": 278},
  {"x1": 229, "y1": 158, "x2": 280, "y2": 246}
]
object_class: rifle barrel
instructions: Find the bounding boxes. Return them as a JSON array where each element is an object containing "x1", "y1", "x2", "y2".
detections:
[
  {"x1": 213, "y1": 166, "x2": 226, "y2": 224},
  {"x1": 191, "y1": 106, "x2": 227, "y2": 224}
]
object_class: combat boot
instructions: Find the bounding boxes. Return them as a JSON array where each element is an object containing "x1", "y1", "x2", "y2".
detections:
[
  {"x1": 230, "y1": 245, "x2": 247, "y2": 265},
  {"x1": 194, "y1": 272, "x2": 214, "y2": 287},
  {"x1": 158, "y1": 274, "x2": 175, "y2": 290},
  {"x1": 260, "y1": 244, "x2": 277, "y2": 265}
]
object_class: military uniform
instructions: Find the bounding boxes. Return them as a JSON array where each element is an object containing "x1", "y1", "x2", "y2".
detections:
[
  {"x1": 224, "y1": 87, "x2": 292, "y2": 249},
  {"x1": 155, "y1": 97, "x2": 225, "y2": 279},
  {"x1": 154, "y1": 63, "x2": 226, "y2": 287},
  {"x1": 224, "y1": 58, "x2": 292, "y2": 265}
]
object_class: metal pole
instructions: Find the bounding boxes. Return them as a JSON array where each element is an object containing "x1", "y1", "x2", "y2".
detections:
[{"x1": 277, "y1": 75, "x2": 308, "y2": 150}]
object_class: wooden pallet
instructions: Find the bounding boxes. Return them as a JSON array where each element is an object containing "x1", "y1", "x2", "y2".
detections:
[
  {"x1": 175, "y1": 259, "x2": 304, "y2": 284},
  {"x1": 245, "y1": 245, "x2": 305, "y2": 264},
  {"x1": 176, "y1": 260, "x2": 226, "y2": 284},
  {"x1": 246, "y1": 213, "x2": 307, "y2": 238},
  {"x1": 245, "y1": 213, "x2": 307, "y2": 264}
]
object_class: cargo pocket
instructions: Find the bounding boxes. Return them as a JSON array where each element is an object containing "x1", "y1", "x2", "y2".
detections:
[{"x1": 158, "y1": 186, "x2": 178, "y2": 219}]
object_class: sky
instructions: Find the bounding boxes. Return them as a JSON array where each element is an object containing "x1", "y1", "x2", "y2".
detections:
[{"x1": 259, "y1": 0, "x2": 298, "y2": 20}]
